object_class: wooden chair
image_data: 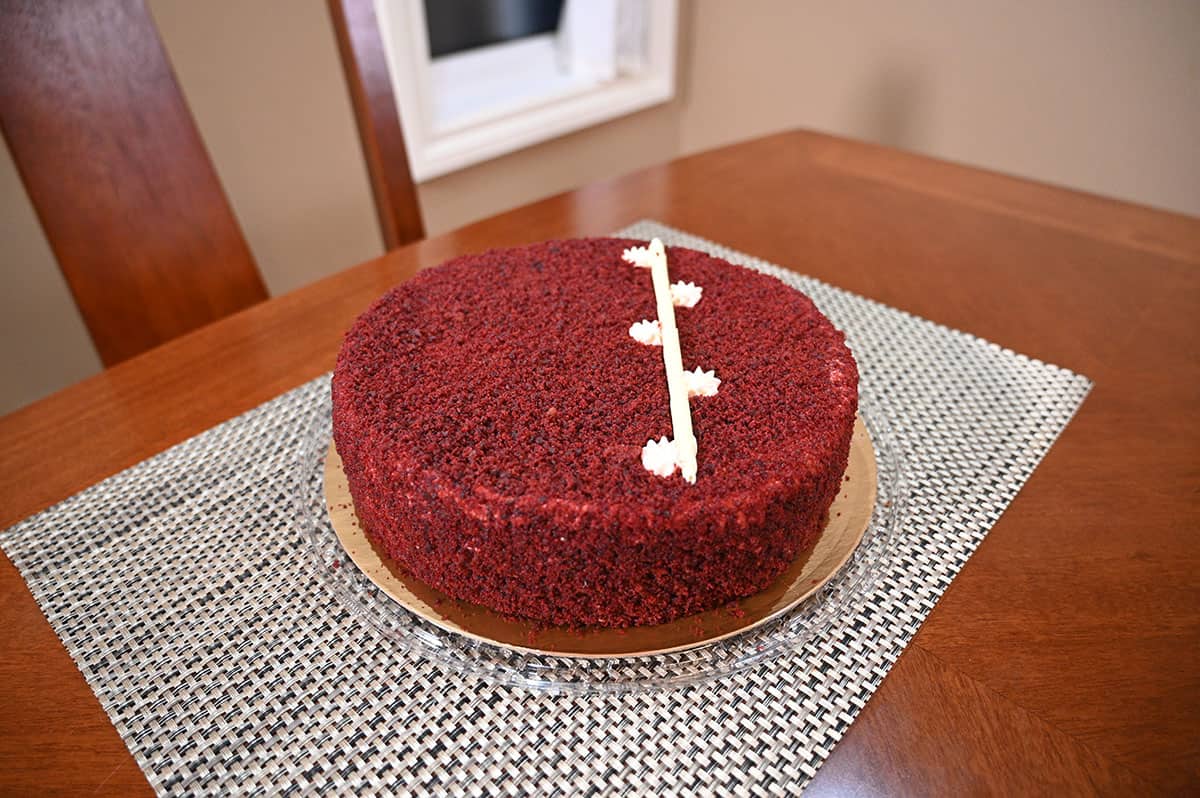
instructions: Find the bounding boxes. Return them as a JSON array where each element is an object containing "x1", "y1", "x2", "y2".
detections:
[
  {"x1": 0, "y1": 0, "x2": 424, "y2": 367},
  {"x1": 328, "y1": 0, "x2": 425, "y2": 251},
  {"x1": 0, "y1": 0, "x2": 268, "y2": 367}
]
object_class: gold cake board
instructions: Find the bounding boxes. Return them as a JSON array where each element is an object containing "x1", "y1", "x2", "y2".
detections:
[{"x1": 324, "y1": 417, "x2": 876, "y2": 658}]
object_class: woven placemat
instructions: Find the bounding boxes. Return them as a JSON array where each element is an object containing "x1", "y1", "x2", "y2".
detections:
[{"x1": 1, "y1": 221, "x2": 1091, "y2": 795}]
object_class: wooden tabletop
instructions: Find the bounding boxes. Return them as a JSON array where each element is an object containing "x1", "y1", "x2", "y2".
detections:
[{"x1": 1, "y1": 130, "x2": 1197, "y2": 795}]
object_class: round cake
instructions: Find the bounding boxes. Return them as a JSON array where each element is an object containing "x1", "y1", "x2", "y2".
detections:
[{"x1": 331, "y1": 238, "x2": 858, "y2": 628}]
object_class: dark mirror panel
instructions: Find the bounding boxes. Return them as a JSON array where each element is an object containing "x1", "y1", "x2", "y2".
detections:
[{"x1": 424, "y1": 0, "x2": 566, "y2": 58}]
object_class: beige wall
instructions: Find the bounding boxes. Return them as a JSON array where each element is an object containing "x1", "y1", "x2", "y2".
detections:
[
  {"x1": 0, "y1": 139, "x2": 103, "y2": 408},
  {"x1": 148, "y1": 0, "x2": 384, "y2": 297},
  {"x1": 679, "y1": 0, "x2": 1200, "y2": 217},
  {"x1": 2, "y1": 0, "x2": 1197, "y2": 415}
]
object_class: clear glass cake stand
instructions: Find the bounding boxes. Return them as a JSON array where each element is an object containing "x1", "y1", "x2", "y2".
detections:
[{"x1": 296, "y1": 394, "x2": 907, "y2": 694}]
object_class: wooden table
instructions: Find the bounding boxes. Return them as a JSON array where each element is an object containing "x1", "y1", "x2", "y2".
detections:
[{"x1": 1, "y1": 131, "x2": 1197, "y2": 795}]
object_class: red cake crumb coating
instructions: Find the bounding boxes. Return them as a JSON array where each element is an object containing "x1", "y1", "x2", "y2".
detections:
[{"x1": 331, "y1": 238, "x2": 858, "y2": 628}]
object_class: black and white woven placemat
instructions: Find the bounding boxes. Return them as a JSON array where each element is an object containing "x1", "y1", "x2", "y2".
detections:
[{"x1": 1, "y1": 221, "x2": 1091, "y2": 795}]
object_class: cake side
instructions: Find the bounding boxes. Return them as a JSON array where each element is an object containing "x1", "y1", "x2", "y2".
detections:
[{"x1": 331, "y1": 238, "x2": 858, "y2": 627}]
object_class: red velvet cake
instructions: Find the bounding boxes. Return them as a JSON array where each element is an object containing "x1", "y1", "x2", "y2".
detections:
[{"x1": 331, "y1": 238, "x2": 858, "y2": 628}]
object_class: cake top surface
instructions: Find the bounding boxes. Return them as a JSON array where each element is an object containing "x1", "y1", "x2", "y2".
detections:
[{"x1": 332, "y1": 238, "x2": 857, "y2": 516}]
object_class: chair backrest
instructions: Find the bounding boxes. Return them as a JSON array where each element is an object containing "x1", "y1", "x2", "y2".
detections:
[
  {"x1": 328, "y1": 0, "x2": 426, "y2": 250},
  {"x1": 0, "y1": 0, "x2": 269, "y2": 367}
]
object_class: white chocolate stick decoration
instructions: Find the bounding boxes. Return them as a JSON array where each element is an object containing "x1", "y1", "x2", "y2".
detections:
[{"x1": 623, "y1": 239, "x2": 699, "y2": 483}]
